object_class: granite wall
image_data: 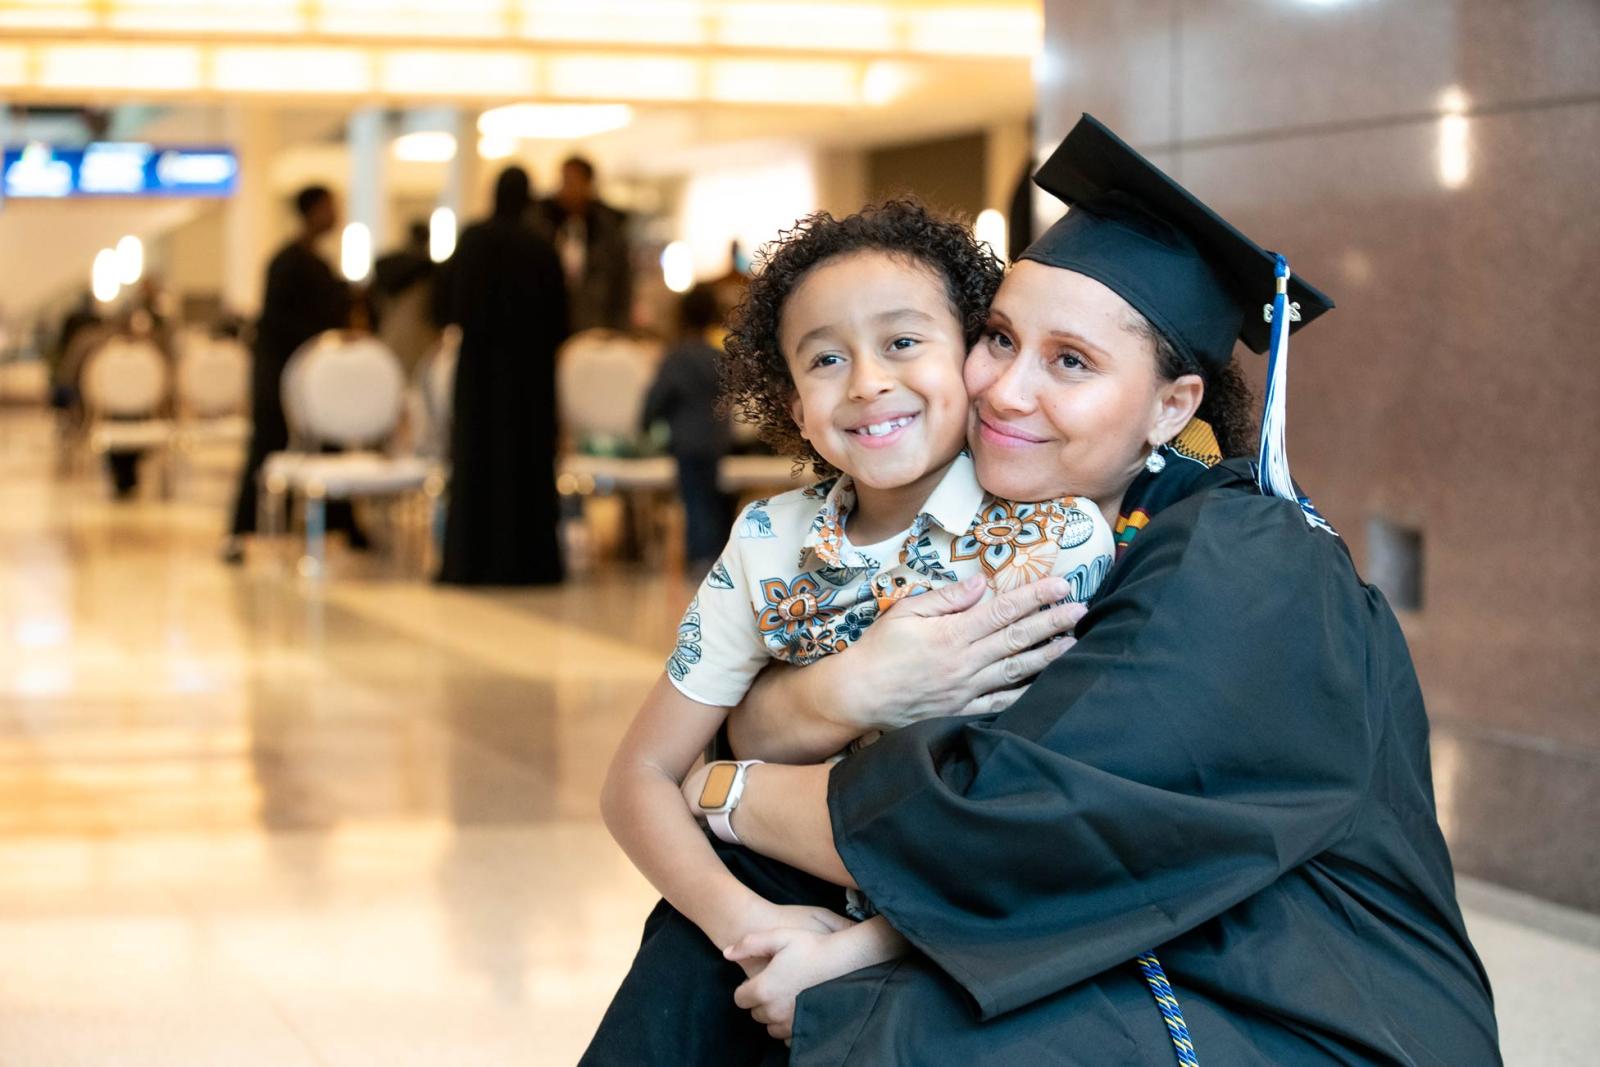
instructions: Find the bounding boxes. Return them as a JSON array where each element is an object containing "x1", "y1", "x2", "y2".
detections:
[{"x1": 1038, "y1": 0, "x2": 1600, "y2": 910}]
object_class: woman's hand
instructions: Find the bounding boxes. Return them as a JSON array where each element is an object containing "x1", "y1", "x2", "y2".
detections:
[
  {"x1": 726, "y1": 575, "x2": 1085, "y2": 764},
  {"x1": 842, "y1": 574, "x2": 1084, "y2": 730}
]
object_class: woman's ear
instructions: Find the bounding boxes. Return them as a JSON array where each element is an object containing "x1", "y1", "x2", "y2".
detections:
[{"x1": 1152, "y1": 373, "x2": 1204, "y2": 446}]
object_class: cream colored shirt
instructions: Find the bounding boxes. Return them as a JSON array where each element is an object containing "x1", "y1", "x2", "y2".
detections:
[{"x1": 666, "y1": 452, "x2": 1115, "y2": 708}]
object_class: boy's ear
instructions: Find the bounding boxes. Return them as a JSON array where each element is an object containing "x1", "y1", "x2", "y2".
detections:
[{"x1": 788, "y1": 391, "x2": 808, "y2": 440}]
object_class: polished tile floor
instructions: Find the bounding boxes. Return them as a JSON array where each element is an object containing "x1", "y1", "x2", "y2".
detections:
[{"x1": 0, "y1": 411, "x2": 1595, "y2": 1065}]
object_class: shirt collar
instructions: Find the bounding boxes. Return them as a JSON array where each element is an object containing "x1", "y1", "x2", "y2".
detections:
[
  {"x1": 919, "y1": 451, "x2": 986, "y2": 535},
  {"x1": 799, "y1": 453, "x2": 986, "y2": 569}
]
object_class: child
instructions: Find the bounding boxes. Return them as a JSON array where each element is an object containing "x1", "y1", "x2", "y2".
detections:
[
  {"x1": 600, "y1": 200, "x2": 1115, "y2": 1030},
  {"x1": 640, "y1": 282, "x2": 732, "y2": 570}
]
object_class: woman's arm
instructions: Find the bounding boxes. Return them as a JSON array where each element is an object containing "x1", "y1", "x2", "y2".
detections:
[
  {"x1": 702, "y1": 491, "x2": 1378, "y2": 1021},
  {"x1": 726, "y1": 575, "x2": 1086, "y2": 763},
  {"x1": 602, "y1": 675, "x2": 848, "y2": 949},
  {"x1": 681, "y1": 760, "x2": 851, "y2": 886}
]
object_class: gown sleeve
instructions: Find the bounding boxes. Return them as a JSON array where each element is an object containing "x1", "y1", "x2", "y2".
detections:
[{"x1": 827, "y1": 485, "x2": 1376, "y2": 1020}]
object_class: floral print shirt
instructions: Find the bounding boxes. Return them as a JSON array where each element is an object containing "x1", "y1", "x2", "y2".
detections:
[{"x1": 666, "y1": 452, "x2": 1115, "y2": 708}]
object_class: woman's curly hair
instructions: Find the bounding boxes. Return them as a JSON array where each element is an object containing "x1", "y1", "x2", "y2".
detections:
[{"x1": 722, "y1": 198, "x2": 1004, "y2": 475}]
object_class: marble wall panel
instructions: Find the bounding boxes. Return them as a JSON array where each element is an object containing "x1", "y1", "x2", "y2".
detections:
[
  {"x1": 1039, "y1": 0, "x2": 1600, "y2": 906},
  {"x1": 1176, "y1": 0, "x2": 1600, "y2": 142},
  {"x1": 1176, "y1": 103, "x2": 1600, "y2": 749},
  {"x1": 1037, "y1": 0, "x2": 1180, "y2": 150}
]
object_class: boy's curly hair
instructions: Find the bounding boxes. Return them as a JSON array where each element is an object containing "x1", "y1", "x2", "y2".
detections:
[{"x1": 722, "y1": 198, "x2": 1004, "y2": 475}]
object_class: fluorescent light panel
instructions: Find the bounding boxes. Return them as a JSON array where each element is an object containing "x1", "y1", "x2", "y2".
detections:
[
  {"x1": 380, "y1": 49, "x2": 537, "y2": 97},
  {"x1": 520, "y1": 0, "x2": 708, "y2": 47},
  {"x1": 544, "y1": 54, "x2": 699, "y2": 101},
  {"x1": 38, "y1": 44, "x2": 202, "y2": 90},
  {"x1": 107, "y1": 0, "x2": 302, "y2": 34},
  {"x1": 391, "y1": 130, "x2": 456, "y2": 163},
  {"x1": 318, "y1": 0, "x2": 507, "y2": 39},
  {"x1": 477, "y1": 103, "x2": 634, "y2": 140},
  {"x1": 212, "y1": 45, "x2": 371, "y2": 93}
]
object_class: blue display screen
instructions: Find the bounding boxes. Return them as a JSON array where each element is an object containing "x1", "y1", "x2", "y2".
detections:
[{"x1": 2, "y1": 143, "x2": 238, "y2": 199}]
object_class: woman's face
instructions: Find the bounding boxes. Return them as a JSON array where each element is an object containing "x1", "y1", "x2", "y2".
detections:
[{"x1": 964, "y1": 260, "x2": 1200, "y2": 507}]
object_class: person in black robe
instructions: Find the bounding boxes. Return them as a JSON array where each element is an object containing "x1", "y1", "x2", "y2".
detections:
[
  {"x1": 583, "y1": 116, "x2": 1499, "y2": 1065},
  {"x1": 437, "y1": 166, "x2": 569, "y2": 586},
  {"x1": 225, "y1": 184, "x2": 360, "y2": 560}
]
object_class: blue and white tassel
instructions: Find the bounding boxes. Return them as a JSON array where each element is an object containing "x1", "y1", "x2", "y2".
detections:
[{"x1": 1256, "y1": 255, "x2": 1335, "y2": 534}]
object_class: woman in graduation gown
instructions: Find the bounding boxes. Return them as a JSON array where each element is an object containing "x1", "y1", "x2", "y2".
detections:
[
  {"x1": 438, "y1": 166, "x2": 570, "y2": 586},
  {"x1": 587, "y1": 116, "x2": 1499, "y2": 1065}
]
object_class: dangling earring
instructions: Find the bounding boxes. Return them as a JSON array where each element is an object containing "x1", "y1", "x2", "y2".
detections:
[{"x1": 1144, "y1": 446, "x2": 1167, "y2": 474}]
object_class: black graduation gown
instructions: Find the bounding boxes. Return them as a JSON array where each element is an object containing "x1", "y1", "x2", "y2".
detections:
[
  {"x1": 437, "y1": 214, "x2": 569, "y2": 585},
  {"x1": 795, "y1": 459, "x2": 1500, "y2": 1065}
]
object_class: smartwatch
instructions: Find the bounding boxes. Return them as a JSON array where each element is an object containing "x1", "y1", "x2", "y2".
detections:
[{"x1": 696, "y1": 759, "x2": 764, "y2": 845}]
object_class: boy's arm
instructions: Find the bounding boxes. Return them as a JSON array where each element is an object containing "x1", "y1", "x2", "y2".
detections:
[{"x1": 601, "y1": 674, "x2": 845, "y2": 950}]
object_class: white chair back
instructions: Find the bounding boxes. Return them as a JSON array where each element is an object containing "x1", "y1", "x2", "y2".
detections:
[
  {"x1": 284, "y1": 332, "x2": 406, "y2": 448},
  {"x1": 177, "y1": 336, "x2": 249, "y2": 418},
  {"x1": 557, "y1": 329, "x2": 658, "y2": 443},
  {"x1": 82, "y1": 337, "x2": 168, "y2": 417}
]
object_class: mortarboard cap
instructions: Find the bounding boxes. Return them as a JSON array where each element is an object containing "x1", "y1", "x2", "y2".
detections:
[
  {"x1": 1020, "y1": 113, "x2": 1334, "y2": 374},
  {"x1": 1021, "y1": 114, "x2": 1339, "y2": 530}
]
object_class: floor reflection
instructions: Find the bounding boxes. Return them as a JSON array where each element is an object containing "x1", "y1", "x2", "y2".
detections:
[{"x1": 0, "y1": 411, "x2": 1595, "y2": 1064}]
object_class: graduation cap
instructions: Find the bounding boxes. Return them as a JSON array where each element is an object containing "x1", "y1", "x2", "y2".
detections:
[{"x1": 1020, "y1": 113, "x2": 1337, "y2": 528}]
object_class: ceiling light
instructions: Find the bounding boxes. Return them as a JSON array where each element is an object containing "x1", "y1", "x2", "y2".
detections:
[
  {"x1": 477, "y1": 103, "x2": 633, "y2": 140},
  {"x1": 92, "y1": 248, "x2": 121, "y2": 304},
  {"x1": 477, "y1": 134, "x2": 517, "y2": 160},
  {"x1": 429, "y1": 207, "x2": 456, "y2": 263},
  {"x1": 115, "y1": 235, "x2": 144, "y2": 286},
  {"x1": 974, "y1": 209, "x2": 1007, "y2": 262},
  {"x1": 661, "y1": 241, "x2": 694, "y2": 294},
  {"x1": 341, "y1": 222, "x2": 372, "y2": 283},
  {"x1": 391, "y1": 130, "x2": 456, "y2": 163}
]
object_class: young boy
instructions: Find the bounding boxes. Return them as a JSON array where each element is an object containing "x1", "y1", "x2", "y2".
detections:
[{"x1": 600, "y1": 201, "x2": 1115, "y2": 1040}]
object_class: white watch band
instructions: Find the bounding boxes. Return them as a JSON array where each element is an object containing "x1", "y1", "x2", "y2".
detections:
[{"x1": 708, "y1": 809, "x2": 741, "y2": 845}]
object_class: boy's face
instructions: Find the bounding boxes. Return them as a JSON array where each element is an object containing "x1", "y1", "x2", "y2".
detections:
[{"x1": 779, "y1": 250, "x2": 969, "y2": 495}]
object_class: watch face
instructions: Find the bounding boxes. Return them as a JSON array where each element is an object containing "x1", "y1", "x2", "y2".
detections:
[{"x1": 698, "y1": 763, "x2": 739, "y2": 810}]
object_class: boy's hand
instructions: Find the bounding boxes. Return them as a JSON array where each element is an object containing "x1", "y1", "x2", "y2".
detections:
[
  {"x1": 724, "y1": 927, "x2": 860, "y2": 1042},
  {"x1": 714, "y1": 900, "x2": 850, "y2": 975}
]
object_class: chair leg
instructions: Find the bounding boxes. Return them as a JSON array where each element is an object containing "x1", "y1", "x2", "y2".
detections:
[{"x1": 302, "y1": 484, "x2": 326, "y2": 579}]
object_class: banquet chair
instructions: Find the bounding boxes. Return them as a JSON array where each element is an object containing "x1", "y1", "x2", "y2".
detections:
[
  {"x1": 81, "y1": 336, "x2": 176, "y2": 494},
  {"x1": 172, "y1": 333, "x2": 250, "y2": 486},
  {"x1": 554, "y1": 330, "x2": 676, "y2": 565},
  {"x1": 259, "y1": 331, "x2": 440, "y2": 578}
]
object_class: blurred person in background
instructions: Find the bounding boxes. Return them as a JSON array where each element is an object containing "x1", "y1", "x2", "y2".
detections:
[
  {"x1": 534, "y1": 155, "x2": 632, "y2": 332},
  {"x1": 100, "y1": 304, "x2": 171, "y2": 498},
  {"x1": 49, "y1": 291, "x2": 103, "y2": 412},
  {"x1": 371, "y1": 219, "x2": 442, "y2": 377},
  {"x1": 437, "y1": 165, "x2": 569, "y2": 586},
  {"x1": 641, "y1": 282, "x2": 731, "y2": 572},
  {"x1": 224, "y1": 184, "x2": 361, "y2": 563}
]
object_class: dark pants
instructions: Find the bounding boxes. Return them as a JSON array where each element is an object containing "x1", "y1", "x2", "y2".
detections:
[
  {"x1": 107, "y1": 451, "x2": 140, "y2": 497},
  {"x1": 677, "y1": 454, "x2": 731, "y2": 565},
  {"x1": 229, "y1": 405, "x2": 362, "y2": 542},
  {"x1": 580, "y1": 839, "x2": 846, "y2": 1067}
]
